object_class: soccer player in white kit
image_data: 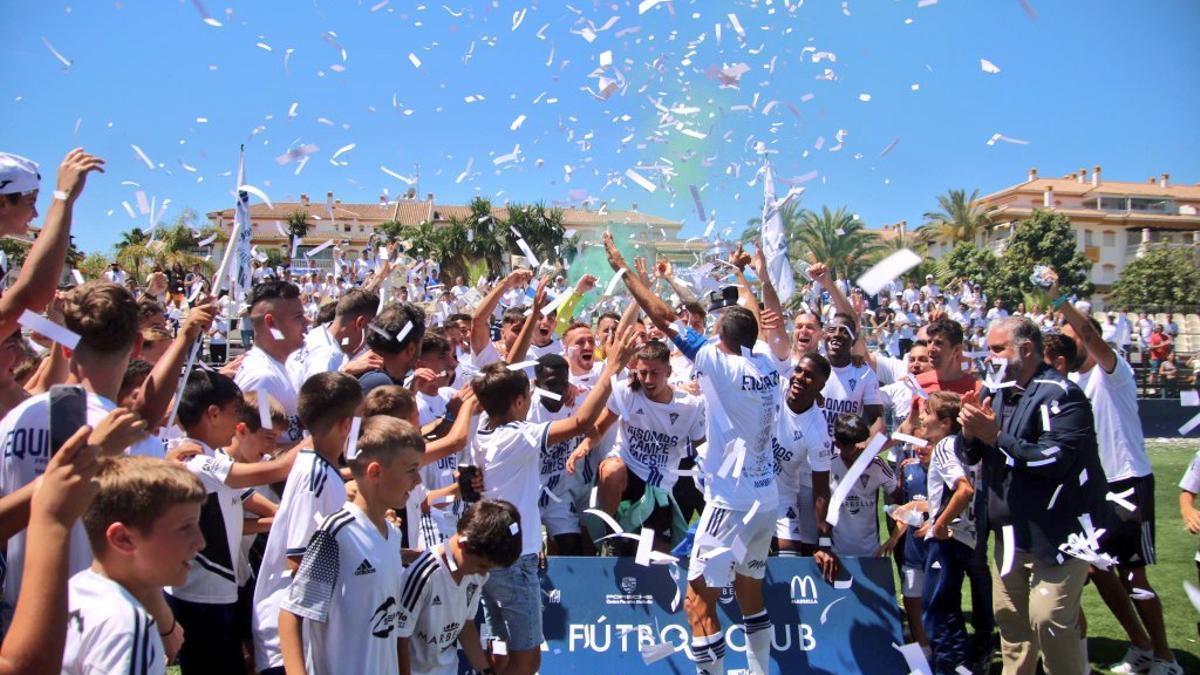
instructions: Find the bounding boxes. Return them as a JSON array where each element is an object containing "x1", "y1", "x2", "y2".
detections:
[{"x1": 604, "y1": 234, "x2": 789, "y2": 675}]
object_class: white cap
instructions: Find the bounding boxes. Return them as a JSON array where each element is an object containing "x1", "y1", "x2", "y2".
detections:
[{"x1": 0, "y1": 153, "x2": 41, "y2": 195}]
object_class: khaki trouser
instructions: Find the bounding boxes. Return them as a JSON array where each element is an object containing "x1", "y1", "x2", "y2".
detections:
[{"x1": 991, "y1": 543, "x2": 1089, "y2": 675}]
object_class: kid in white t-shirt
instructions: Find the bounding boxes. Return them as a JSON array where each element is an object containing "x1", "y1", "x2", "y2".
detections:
[{"x1": 829, "y1": 413, "x2": 900, "y2": 558}]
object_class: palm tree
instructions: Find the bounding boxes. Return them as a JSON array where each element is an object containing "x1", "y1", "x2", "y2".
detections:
[
  {"x1": 465, "y1": 197, "x2": 506, "y2": 271},
  {"x1": 791, "y1": 206, "x2": 884, "y2": 280},
  {"x1": 507, "y1": 202, "x2": 566, "y2": 266},
  {"x1": 918, "y1": 188, "x2": 995, "y2": 246},
  {"x1": 285, "y1": 209, "x2": 310, "y2": 254}
]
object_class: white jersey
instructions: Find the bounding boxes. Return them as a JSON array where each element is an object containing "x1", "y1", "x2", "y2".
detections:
[
  {"x1": 606, "y1": 381, "x2": 705, "y2": 492},
  {"x1": 568, "y1": 361, "x2": 606, "y2": 392},
  {"x1": 1071, "y1": 360, "x2": 1151, "y2": 482},
  {"x1": 0, "y1": 391, "x2": 161, "y2": 612},
  {"x1": 528, "y1": 397, "x2": 581, "y2": 502},
  {"x1": 295, "y1": 325, "x2": 351, "y2": 387},
  {"x1": 770, "y1": 401, "x2": 832, "y2": 496},
  {"x1": 528, "y1": 338, "x2": 563, "y2": 359},
  {"x1": 235, "y1": 346, "x2": 303, "y2": 445},
  {"x1": 926, "y1": 435, "x2": 977, "y2": 549},
  {"x1": 167, "y1": 440, "x2": 252, "y2": 604},
  {"x1": 252, "y1": 450, "x2": 347, "y2": 670},
  {"x1": 819, "y1": 362, "x2": 882, "y2": 437},
  {"x1": 396, "y1": 546, "x2": 488, "y2": 675},
  {"x1": 62, "y1": 569, "x2": 164, "y2": 675},
  {"x1": 469, "y1": 420, "x2": 549, "y2": 556},
  {"x1": 281, "y1": 502, "x2": 404, "y2": 675},
  {"x1": 675, "y1": 329, "x2": 785, "y2": 511},
  {"x1": 829, "y1": 451, "x2": 897, "y2": 557},
  {"x1": 416, "y1": 387, "x2": 457, "y2": 427}
]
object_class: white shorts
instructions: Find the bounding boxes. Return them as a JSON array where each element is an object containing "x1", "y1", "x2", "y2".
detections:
[
  {"x1": 774, "y1": 485, "x2": 817, "y2": 544},
  {"x1": 688, "y1": 502, "x2": 777, "y2": 586},
  {"x1": 540, "y1": 489, "x2": 580, "y2": 537},
  {"x1": 900, "y1": 564, "x2": 925, "y2": 598}
]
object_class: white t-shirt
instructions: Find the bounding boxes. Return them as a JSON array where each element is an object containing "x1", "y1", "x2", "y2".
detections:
[
  {"x1": 568, "y1": 361, "x2": 606, "y2": 391},
  {"x1": 0, "y1": 391, "x2": 161, "y2": 610},
  {"x1": 606, "y1": 381, "x2": 705, "y2": 492},
  {"x1": 167, "y1": 440, "x2": 251, "y2": 604},
  {"x1": 1071, "y1": 359, "x2": 1151, "y2": 481},
  {"x1": 295, "y1": 325, "x2": 350, "y2": 387},
  {"x1": 1180, "y1": 450, "x2": 1200, "y2": 494},
  {"x1": 819, "y1": 362, "x2": 882, "y2": 437},
  {"x1": 396, "y1": 545, "x2": 488, "y2": 675},
  {"x1": 829, "y1": 451, "x2": 897, "y2": 557},
  {"x1": 281, "y1": 502, "x2": 404, "y2": 675},
  {"x1": 469, "y1": 420, "x2": 549, "y2": 556},
  {"x1": 62, "y1": 569, "x2": 164, "y2": 675},
  {"x1": 528, "y1": 338, "x2": 563, "y2": 359},
  {"x1": 416, "y1": 387, "x2": 457, "y2": 427},
  {"x1": 528, "y1": 396, "x2": 581, "y2": 502},
  {"x1": 926, "y1": 435, "x2": 976, "y2": 549},
  {"x1": 882, "y1": 381, "x2": 916, "y2": 423},
  {"x1": 675, "y1": 329, "x2": 784, "y2": 511},
  {"x1": 235, "y1": 346, "x2": 303, "y2": 446},
  {"x1": 872, "y1": 353, "x2": 908, "y2": 387},
  {"x1": 252, "y1": 450, "x2": 347, "y2": 670},
  {"x1": 771, "y1": 401, "x2": 832, "y2": 496}
]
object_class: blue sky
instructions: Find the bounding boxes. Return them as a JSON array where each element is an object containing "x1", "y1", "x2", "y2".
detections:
[{"x1": 1, "y1": 0, "x2": 1197, "y2": 254}]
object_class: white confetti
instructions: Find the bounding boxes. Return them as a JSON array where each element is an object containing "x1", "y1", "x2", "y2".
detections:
[
  {"x1": 130, "y1": 144, "x2": 156, "y2": 170},
  {"x1": 345, "y1": 416, "x2": 363, "y2": 459},
  {"x1": 41, "y1": 37, "x2": 72, "y2": 69},
  {"x1": 330, "y1": 143, "x2": 356, "y2": 161},
  {"x1": 980, "y1": 58, "x2": 1002, "y2": 74},
  {"x1": 408, "y1": 52, "x2": 422, "y2": 68},
  {"x1": 857, "y1": 249, "x2": 922, "y2": 296},
  {"x1": 510, "y1": 114, "x2": 527, "y2": 131},
  {"x1": 624, "y1": 168, "x2": 657, "y2": 193}
]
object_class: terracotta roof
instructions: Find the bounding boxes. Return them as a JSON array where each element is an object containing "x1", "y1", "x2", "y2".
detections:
[
  {"x1": 986, "y1": 204, "x2": 1200, "y2": 229},
  {"x1": 982, "y1": 177, "x2": 1200, "y2": 201}
]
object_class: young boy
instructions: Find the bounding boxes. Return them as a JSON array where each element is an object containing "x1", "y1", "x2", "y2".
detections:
[
  {"x1": 279, "y1": 415, "x2": 424, "y2": 675},
  {"x1": 166, "y1": 370, "x2": 299, "y2": 674},
  {"x1": 887, "y1": 438, "x2": 932, "y2": 659},
  {"x1": 252, "y1": 371, "x2": 362, "y2": 675},
  {"x1": 828, "y1": 413, "x2": 900, "y2": 558},
  {"x1": 64, "y1": 456, "x2": 206, "y2": 674},
  {"x1": 917, "y1": 391, "x2": 976, "y2": 675},
  {"x1": 397, "y1": 500, "x2": 523, "y2": 675},
  {"x1": 529, "y1": 354, "x2": 586, "y2": 555},
  {"x1": 469, "y1": 326, "x2": 639, "y2": 675},
  {"x1": 1179, "y1": 448, "x2": 1200, "y2": 638}
]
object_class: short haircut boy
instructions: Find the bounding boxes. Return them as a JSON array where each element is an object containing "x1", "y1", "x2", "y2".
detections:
[
  {"x1": 177, "y1": 369, "x2": 242, "y2": 429},
  {"x1": 82, "y1": 456, "x2": 205, "y2": 553},
  {"x1": 421, "y1": 333, "x2": 451, "y2": 358},
  {"x1": 297, "y1": 371, "x2": 363, "y2": 431},
  {"x1": 335, "y1": 288, "x2": 380, "y2": 320},
  {"x1": 239, "y1": 391, "x2": 288, "y2": 432},
  {"x1": 247, "y1": 279, "x2": 300, "y2": 312},
  {"x1": 366, "y1": 303, "x2": 426, "y2": 355},
  {"x1": 458, "y1": 500, "x2": 522, "y2": 568},
  {"x1": 315, "y1": 301, "x2": 337, "y2": 326},
  {"x1": 833, "y1": 412, "x2": 870, "y2": 448},
  {"x1": 118, "y1": 358, "x2": 153, "y2": 402},
  {"x1": 347, "y1": 416, "x2": 425, "y2": 477},
  {"x1": 925, "y1": 317, "x2": 964, "y2": 346},
  {"x1": 362, "y1": 385, "x2": 417, "y2": 420},
  {"x1": 925, "y1": 391, "x2": 963, "y2": 432},
  {"x1": 717, "y1": 305, "x2": 758, "y2": 350},
  {"x1": 471, "y1": 362, "x2": 529, "y2": 418}
]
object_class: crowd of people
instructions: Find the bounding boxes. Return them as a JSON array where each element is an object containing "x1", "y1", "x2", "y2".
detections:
[{"x1": 0, "y1": 146, "x2": 1194, "y2": 675}]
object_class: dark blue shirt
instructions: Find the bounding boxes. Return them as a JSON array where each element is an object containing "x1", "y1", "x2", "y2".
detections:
[{"x1": 901, "y1": 461, "x2": 930, "y2": 565}]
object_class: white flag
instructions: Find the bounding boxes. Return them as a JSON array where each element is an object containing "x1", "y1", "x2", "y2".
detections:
[
  {"x1": 228, "y1": 149, "x2": 254, "y2": 301},
  {"x1": 760, "y1": 162, "x2": 795, "y2": 302}
]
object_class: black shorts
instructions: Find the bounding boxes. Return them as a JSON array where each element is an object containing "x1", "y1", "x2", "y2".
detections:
[
  {"x1": 622, "y1": 469, "x2": 674, "y2": 542},
  {"x1": 1100, "y1": 474, "x2": 1156, "y2": 567}
]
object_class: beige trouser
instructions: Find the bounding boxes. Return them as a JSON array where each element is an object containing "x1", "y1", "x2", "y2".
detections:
[{"x1": 991, "y1": 544, "x2": 1089, "y2": 675}]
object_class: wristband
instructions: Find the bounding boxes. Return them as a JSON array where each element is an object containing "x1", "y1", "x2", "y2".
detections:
[
  {"x1": 1050, "y1": 295, "x2": 1068, "y2": 310},
  {"x1": 818, "y1": 537, "x2": 832, "y2": 548},
  {"x1": 52, "y1": 190, "x2": 69, "y2": 201},
  {"x1": 158, "y1": 617, "x2": 177, "y2": 637}
]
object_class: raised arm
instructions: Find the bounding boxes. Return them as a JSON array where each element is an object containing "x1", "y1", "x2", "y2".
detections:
[
  {"x1": 506, "y1": 275, "x2": 549, "y2": 365},
  {"x1": 603, "y1": 232, "x2": 675, "y2": 334},
  {"x1": 1047, "y1": 269, "x2": 1117, "y2": 374},
  {"x1": 471, "y1": 269, "x2": 532, "y2": 356},
  {"x1": 137, "y1": 300, "x2": 216, "y2": 430},
  {"x1": 0, "y1": 149, "x2": 105, "y2": 342},
  {"x1": 552, "y1": 274, "x2": 596, "y2": 336},
  {"x1": 749, "y1": 244, "x2": 791, "y2": 359},
  {"x1": 657, "y1": 258, "x2": 700, "y2": 305}
]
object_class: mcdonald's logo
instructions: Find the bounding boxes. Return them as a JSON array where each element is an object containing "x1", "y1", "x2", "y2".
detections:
[{"x1": 790, "y1": 575, "x2": 819, "y2": 605}]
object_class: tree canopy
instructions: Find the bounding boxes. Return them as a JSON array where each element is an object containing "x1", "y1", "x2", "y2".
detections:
[
  {"x1": 1109, "y1": 244, "x2": 1200, "y2": 309},
  {"x1": 993, "y1": 209, "x2": 1093, "y2": 306}
]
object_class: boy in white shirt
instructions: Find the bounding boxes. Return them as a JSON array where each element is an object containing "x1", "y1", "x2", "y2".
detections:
[
  {"x1": 829, "y1": 414, "x2": 900, "y2": 558},
  {"x1": 529, "y1": 354, "x2": 587, "y2": 555},
  {"x1": 280, "y1": 416, "x2": 425, "y2": 675},
  {"x1": 251, "y1": 372, "x2": 362, "y2": 675},
  {"x1": 397, "y1": 500, "x2": 523, "y2": 675},
  {"x1": 165, "y1": 370, "x2": 298, "y2": 674},
  {"x1": 65, "y1": 456, "x2": 206, "y2": 675},
  {"x1": 234, "y1": 280, "x2": 309, "y2": 447},
  {"x1": 468, "y1": 326, "x2": 639, "y2": 675}
]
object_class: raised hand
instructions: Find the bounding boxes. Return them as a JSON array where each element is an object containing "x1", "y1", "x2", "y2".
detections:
[
  {"x1": 88, "y1": 407, "x2": 148, "y2": 456},
  {"x1": 633, "y1": 256, "x2": 652, "y2": 286},
  {"x1": 602, "y1": 232, "x2": 628, "y2": 272},
  {"x1": 505, "y1": 268, "x2": 534, "y2": 288},
  {"x1": 729, "y1": 244, "x2": 752, "y2": 271},
  {"x1": 656, "y1": 258, "x2": 675, "y2": 279},
  {"x1": 609, "y1": 324, "x2": 643, "y2": 369},
  {"x1": 533, "y1": 275, "x2": 551, "y2": 311},
  {"x1": 31, "y1": 425, "x2": 99, "y2": 526},
  {"x1": 182, "y1": 298, "x2": 217, "y2": 337},
  {"x1": 574, "y1": 274, "x2": 598, "y2": 295},
  {"x1": 55, "y1": 148, "x2": 106, "y2": 203},
  {"x1": 750, "y1": 242, "x2": 768, "y2": 279},
  {"x1": 809, "y1": 262, "x2": 832, "y2": 287}
]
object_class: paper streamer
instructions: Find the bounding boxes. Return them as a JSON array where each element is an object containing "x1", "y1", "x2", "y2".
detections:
[
  {"x1": 1000, "y1": 525, "x2": 1015, "y2": 576},
  {"x1": 892, "y1": 642, "x2": 933, "y2": 675},
  {"x1": 583, "y1": 508, "x2": 624, "y2": 535},
  {"x1": 634, "y1": 527, "x2": 655, "y2": 567},
  {"x1": 345, "y1": 416, "x2": 362, "y2": 459},
  {"x1": 237, "y1": 184, "x2": 274, "y2": 210},
  {"x1": 856, "y1": 249, "x2": 922, "y2": 296},
  {"x1": 306, "y1": 239, "x2": 336, "y2": 258},
  {"x1": 891, "y1": 432, "x2": 927, "y2": 448},
  {"x1": 18, "y1": 310, "x2": 80, "y2": 349},
  {"x1": 395, "y1": 321, "x2": 413, "y2": 344},
  {"x1": 603, "y1": 268, "x2": 626, "y2": 297},
  {"x1": 257, "y1": 390, "x2": 273, "y2": 429},
  {"x1": 533, "y1": 387, "x2": 562, "y2": 402},
  {"x1": 826, "y1": 434, "x2": 886, "y2": 526},
  {"x1": 539, "y1": 290, "x2": 570, "y2": 316}
]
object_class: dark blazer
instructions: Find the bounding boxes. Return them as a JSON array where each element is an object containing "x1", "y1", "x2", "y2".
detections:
[{"x1": 966, "y1": 363, "x2": 1108, "y2": 564}]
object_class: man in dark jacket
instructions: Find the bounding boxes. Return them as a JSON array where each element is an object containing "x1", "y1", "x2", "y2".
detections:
[{"x1": 959, "y1": 316, "x2": 1107, "y2": 675}]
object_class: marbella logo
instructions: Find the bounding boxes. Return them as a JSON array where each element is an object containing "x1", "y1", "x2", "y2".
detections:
[{"x1": 790, "y1": 575, "x2": 819, "y2": 605}]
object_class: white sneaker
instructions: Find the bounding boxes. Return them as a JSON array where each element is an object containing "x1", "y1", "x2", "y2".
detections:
[
  {"x1": 1108, "y1": 647, "x2": 1154, "y2": 674},
  {"x1": 1146, "y1": 659, "x2": 1183, "y2": 675}
]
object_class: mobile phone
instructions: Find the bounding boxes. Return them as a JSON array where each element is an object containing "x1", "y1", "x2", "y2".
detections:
[
  {"x1": 458, "y1": 465, "x2": 481, "y2": 502},
  {"x1": 49, "y1": 384, "x2": 87, "y2": 457}
]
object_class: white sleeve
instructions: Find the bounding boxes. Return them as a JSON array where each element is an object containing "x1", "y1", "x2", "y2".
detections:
[
  {"x1": 280, "y1": 528, "x2": 341, "y2": 624},
  {"x1": 395, "y1": 561, "x2": 434, "y2": 638},
  {"x1": 185, "y1": 453, "x2": 234, "y2": 488},
  {"x1": 861, "y1": 370, "x2": 883, "y2": 406},
  {"x1": 808, "y1": 427, "x2": 833, "y2": 473},
  {"x1": 688, "y1": 404, "x2": 706, "y2": 443},
  {"x1": 284, "y1": 477, "x2": 324, "y2": 558},
  {"x1": 77, "y1": 612, "x2": 161, "y2": 675},
  {"x1": 1181, "y1": 451, "x2": 1200, "y2": 494},
  {"x1": 473, "y1": 342, "x2": 502, "y2": 369},
  {"x1": 605, "y1": 383, "x2": 628, "y2": 417}
]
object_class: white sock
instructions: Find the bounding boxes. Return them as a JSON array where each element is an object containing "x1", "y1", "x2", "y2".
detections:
[
  {"x1": 743, "y1": 610, "x2": 772, "y2": 675},
  {"x1": 691, "y1": 632, "x2": 726, "y2": 675}
]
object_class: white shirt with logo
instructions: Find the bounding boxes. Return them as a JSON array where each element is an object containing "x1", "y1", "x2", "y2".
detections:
[
  {"x1": 396, "y1": 545, "x2": 488, "y2": 675},
  {"x1": 926, "y1": 435, "x2": 977, "y2": 549},
  {"x1": 62, "y1": 569, "x2": 163, "y2": 675},
  {"x1": 235, "y1": 346, "x2": 303, "y2": 446},
  {"x1": 819, "y1": 362, "x2": 882, "y2": 437},
  {"x1": 771, "y1": 401, "x2": 832, "y2": 496},
  {"x1": 282, "y1": 502, "x2": 404, "y2": 675},
  {"x1": 606, "y1": 381, "x2": 705, "y2": 492},
  {"x1": 829, "y1": 451, "x2": 897, "y2": 557}
]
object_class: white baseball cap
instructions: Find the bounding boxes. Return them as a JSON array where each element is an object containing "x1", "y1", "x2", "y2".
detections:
[{"x1": 0, "y1": 153, "x2": 41, "y2": 195}]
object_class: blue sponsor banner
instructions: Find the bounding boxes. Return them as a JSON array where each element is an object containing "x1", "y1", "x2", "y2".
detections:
[{"x1": 535, "y1": 556, "x2": 906, "y2": 673}]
